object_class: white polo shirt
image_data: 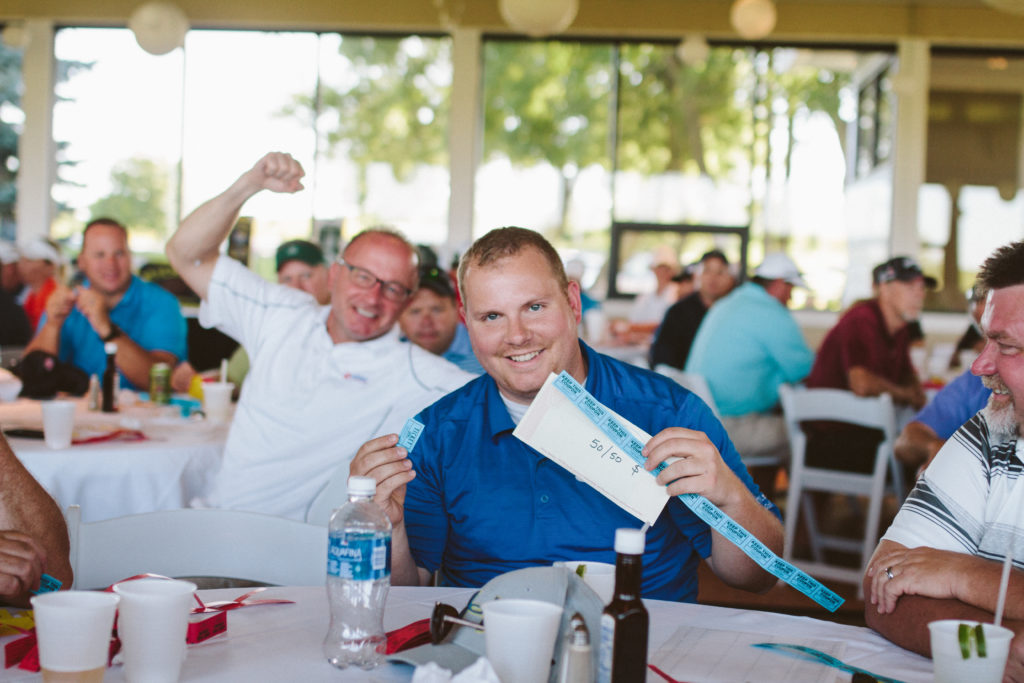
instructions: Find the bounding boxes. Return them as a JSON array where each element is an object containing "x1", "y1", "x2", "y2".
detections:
[
  {"x1": 199, "y1": 257, "x2": 472, "y2": 520},
  {"x1": 882, "y1": 412, "x2": 1024, "y2": 569}
]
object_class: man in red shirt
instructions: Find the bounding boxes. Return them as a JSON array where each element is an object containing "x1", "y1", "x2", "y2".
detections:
[
  {"x1": 16, "y1": 238, "x2": 63, "y2": 331},
  {"x1": 804, "y1": 256, "x2": 934, "y2": 471}
]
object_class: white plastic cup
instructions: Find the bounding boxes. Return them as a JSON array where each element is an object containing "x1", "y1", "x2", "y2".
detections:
[
  {"x1": 31, "y1": 590, "x2": 120, "y2": 682},
  {"x1": 41, "y1": 400, "x2": 76, "y2": 449},
  {"x1": 929, "y1": 619, "x2": 1014, "y2": 683},
  {"x1": 555, "y1": 560, "x2": 616, "y2": 604},
  {"x1": 113, "y1": 579, "x2": 197, "y2": 683},
  {"x1": 202, "y1": 382, "x2": 234, "y2": 423},
  {"x1": 482, "y1": 599, "x2": 563, "y2": 683}
]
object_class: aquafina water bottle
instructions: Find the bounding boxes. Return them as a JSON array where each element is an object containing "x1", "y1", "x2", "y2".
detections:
[{"x1": 323, "y1": 475, "x2": 392, "y2": 669}]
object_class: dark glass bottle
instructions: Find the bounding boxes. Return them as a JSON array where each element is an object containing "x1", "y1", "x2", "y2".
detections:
[
  {"x1": 597, "y1": 528, "x2": 648, "y2": 683},
  {"x1": 101, "y1": 342, "x2": 118, "y2": 413}
]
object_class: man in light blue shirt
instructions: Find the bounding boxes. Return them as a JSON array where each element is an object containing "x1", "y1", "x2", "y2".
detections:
[{"x1": 687, "y1": 253, "x2": 814, "y2": 489}]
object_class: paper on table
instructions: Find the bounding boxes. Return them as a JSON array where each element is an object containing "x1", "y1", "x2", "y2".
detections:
[
  {"x1": 513, "y1": 373, "x2": 670, "y2": 525},
  {"x1": 651, "y1": 624, "x2": 843, "y2": 683}
]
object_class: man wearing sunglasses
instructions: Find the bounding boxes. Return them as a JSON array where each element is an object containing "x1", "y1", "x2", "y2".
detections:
[{"x1": 167, "y1": 152, "x2": 472, "y2": 520}]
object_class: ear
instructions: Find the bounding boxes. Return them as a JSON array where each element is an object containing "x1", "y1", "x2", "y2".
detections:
[{"x1": 567, "y1": 280, "x2": 583, "y2": 325}]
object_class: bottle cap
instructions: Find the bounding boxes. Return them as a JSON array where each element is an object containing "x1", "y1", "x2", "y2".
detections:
[
  {"x1": 104, "y1": 342, "x2": 118, "y2": 354},
  {"x1": 347, "y1": 476, "x2": 376, "y2": 496},
  {"x1": 614, "y1": 528, "x2": 645, "y2": 555}
]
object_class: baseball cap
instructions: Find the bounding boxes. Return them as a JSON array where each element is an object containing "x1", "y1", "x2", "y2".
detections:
[
  {"x1": 18, "y1": 237, "x2": 63, "y2": 265},
  {"x1": 275, "y1": 239, "x2": 324, "y2": 272},
  {"x1": 872, "y1": 256, "x2": 937, "y2": 288},
  {"x1": 0, "y1": 241, "x2": 17, "y2": 265},
  {"x1": 754, "y1": 253, "x2": 807, "y2": 288},
  {"x1": 417, "y1": 265, "x2": 456, "y2": 300}
]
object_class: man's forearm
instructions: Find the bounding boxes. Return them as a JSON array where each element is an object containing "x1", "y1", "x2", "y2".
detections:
[
  {"x1": 849, "y1": 366, "x2": 924, "y2": 407},
  {"x1": 112, "y1": 336, "x2": 177, "y2": 390},
  {"x1": 864, "y1": 588, "x2": 1006, "y2": 656},
  {"x1": 0, "y1": 438, "x2": 72, "y2": 593},
  {"x1": 389, "y1": 523, "x2": 430, "y2": 586},
  {"x1": 23, "y1": 321, "x2": 61, "y2": 357},
  {"x1": 708, "y1": 497, "x2": 783, "y2": 592},
  {"x1": 166, "y1": 172, "x2": 262, "y2": 300},
  {"x1": 894, "y1": 422, "x2": 942, "y2": 468}
]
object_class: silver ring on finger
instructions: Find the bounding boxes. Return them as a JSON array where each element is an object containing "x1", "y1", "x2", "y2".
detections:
[{"x1": 885, "y1": 566, "x2": 894, "y2": 580}]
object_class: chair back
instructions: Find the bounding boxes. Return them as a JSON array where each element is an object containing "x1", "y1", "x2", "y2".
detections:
[
  {"x1": 65, "y1": 505, "x2": 327, "y2": 590},
  {"x1": 653, "y1": 364, "x2": 721, "y2": 418},
  {"x1": 778, "y1": 384, "x2": 900, "y2": 592}
]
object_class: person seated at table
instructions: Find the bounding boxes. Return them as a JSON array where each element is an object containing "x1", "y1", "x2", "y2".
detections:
[
  {"x1": 166, "y1": 152, "x2": 471, "y2": 520},
  {"x1": 16, "y1": 237, "x2": 63, "y2": 332},
  {"x1": 170, "y1": 238, "x2": 332, "y2": 393},
  {"x1": 893, "y1": 366, "x2": 990, "y2": 477},
  {"x1": 0, "y1": 434, "x2": 72, "y2": 606},
  {"x1": 399, "y1": 264, "x2": 483, "y2": 375},
  {"x1": 352, "y1": 227, "x2": 782, "y2": 600},
  {"x1": 0, "y1": 241, "x2": 21, "y2": 297},
  {"x1": 649, "y1": 249, "x2": 735, "y2": 371},
  {"x1": 24, "y1": 219, "x2": 187, "y2": 391},
  {"x1": 685, "y1": 253, "x2": 814, "y2": 495},
  {"x1": 863, "y1": 240, "x2": 1024, "y2": 677},
  {"x1": 803, "y1": 256, "x2": 933, "y2": 473}
]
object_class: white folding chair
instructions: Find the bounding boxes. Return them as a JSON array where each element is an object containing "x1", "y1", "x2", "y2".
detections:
[
  {"x1": 65, "y1": 505, "x2": 327, "y2": 590},
  {"x1": 653, "y1": 364, "x2": 721, "y2": 418},
  {"x1": 779, "y1": 384, "x2": 901, "y2": 592},
  {"x1": 306, "y1": 465, "x2": 349, "y2": 526}
]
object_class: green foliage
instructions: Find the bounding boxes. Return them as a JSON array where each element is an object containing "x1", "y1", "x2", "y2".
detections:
[
  {"x1": 282, "y1": 35, "x2": 451, "y2": 209},
  {"x1": 88, "y1": 157, "x2": 171, "y2": 237}
]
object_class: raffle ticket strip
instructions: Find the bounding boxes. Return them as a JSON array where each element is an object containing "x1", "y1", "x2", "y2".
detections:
[{"x1": 550, "y1": 371, "x2": 844, "y2": 612}]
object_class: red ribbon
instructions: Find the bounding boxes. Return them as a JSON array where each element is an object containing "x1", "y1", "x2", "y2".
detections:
[{"x1": 72, "y1": 429, "x2": 147, "y2": 445}]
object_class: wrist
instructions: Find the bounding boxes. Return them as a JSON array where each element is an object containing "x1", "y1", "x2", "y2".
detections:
[{"x1": 102, "y1": 324, "x2": 122, "y2": 342}]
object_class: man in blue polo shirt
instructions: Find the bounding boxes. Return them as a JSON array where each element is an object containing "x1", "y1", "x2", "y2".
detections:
[
  {"x1": 352, "y1": 227, "x2": 783, "y2": 601},
  {"x1": 24, "y1": 218, "x2": 186, "y2": 390}
]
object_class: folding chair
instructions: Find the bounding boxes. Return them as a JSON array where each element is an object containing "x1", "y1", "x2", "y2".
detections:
[
  {"x1": 779, "y1": 384, "x2": 902, "y2": 593},
  {"x1": 65, "y1": 505, "x2": 327, "y2": 590},
  {"x1": 653, "y1": 364, "x2": 721, "y2": 418}
]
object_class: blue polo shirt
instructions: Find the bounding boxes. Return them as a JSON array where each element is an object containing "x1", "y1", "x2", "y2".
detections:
[
  {"x1": 46, "y1": 276, "x2": 187, "y2": 390},
  {"x1": 405, "y1": 341, "x2": 780, "y2": 602},
  {"x1": 914, "y1": 369, "x2": 990, "y2": 440}
]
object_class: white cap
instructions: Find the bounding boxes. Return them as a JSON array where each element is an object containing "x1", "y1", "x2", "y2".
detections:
[
  {"x1": 103, "y1": 342, "x2": 118, "y2": 355},
  {"x1": 753, "y1": 252, "x2": 807, "y2": 288},
  {"x1": 614, "y1": 528, "x2": 645, "y2": 555},
  {"x1": 18, "y1": 237, "x2": 63, "y2": 265},
  {"x1": 0, "y1": 241, "x2": 18, "y2": 265},
  {"x1": 347, "y1": 476, "x2": 376, "y2": 496}
]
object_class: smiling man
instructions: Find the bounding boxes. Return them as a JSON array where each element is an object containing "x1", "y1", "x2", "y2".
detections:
[
  {"x1": 166, "y1": 152, "x2": 471, "y2": 520},
  {"x1": 25, "y1": 219, "x2": 186, "y2": 390},
  {"x1": 863, "y1": 241, "x2": 1024, "y2": 677},
  {"x1": 351, "y1": 227, "x2": 782, "y2": 600}
]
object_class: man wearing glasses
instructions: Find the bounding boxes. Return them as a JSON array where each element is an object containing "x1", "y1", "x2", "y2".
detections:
[{"x1": 166, "y1": 152, "x2": 471, "y2": 520}]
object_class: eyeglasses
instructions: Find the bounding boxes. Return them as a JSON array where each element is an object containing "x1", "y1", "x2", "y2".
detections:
[{"x1": 337, "y1": 259, "x2": 413, "y2": 303}]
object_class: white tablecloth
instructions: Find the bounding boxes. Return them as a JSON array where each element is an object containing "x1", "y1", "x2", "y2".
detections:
[
  {"x1": 0, "y1": 586, "x2": 932, "y2": 682},
  {"x1": 0, "y1": 398, "x2": 228, "y2": 522}
]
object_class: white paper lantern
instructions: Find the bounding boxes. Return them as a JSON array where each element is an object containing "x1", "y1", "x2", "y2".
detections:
[
  {"x1": 730, "y1": 0, "x2": 777, "y2": 40},
  {"x1": 128, "y1": 2, "x2": 189, "y2": 56},
  {"x1": 1, "y1": 22, "x2": 30, "y2": 50},
  {"x1": 499, "y1": 0, "x2": 578, "y2": 37},
  {"x1": 678, "y1": 34, "x2": 710, "y2": 66}
]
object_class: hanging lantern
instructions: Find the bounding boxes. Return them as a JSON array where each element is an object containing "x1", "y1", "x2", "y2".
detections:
[
  {"x1": 128, "y1": 2, "x2": 189, "y2": 56},
  {"x1": 498, "y1": 0, "x2": 578, "y2": 38},
  {"x1": 730, "y1": 0, "x2": 777, "y2": 40}
]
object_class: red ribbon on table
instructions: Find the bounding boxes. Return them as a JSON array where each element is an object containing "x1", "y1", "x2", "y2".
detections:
[{"x1": 71, "y1": 429, "x2": 147, "y2": 445}]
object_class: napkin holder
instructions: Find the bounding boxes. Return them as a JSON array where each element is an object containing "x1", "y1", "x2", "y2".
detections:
[{"x1": 388, "y1": 565, "x2": 603, "y2": 681}]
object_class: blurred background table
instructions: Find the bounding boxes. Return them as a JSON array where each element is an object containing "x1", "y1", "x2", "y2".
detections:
[{"x1": 0, "y1": 397, "x2": 229, "y2": 522}]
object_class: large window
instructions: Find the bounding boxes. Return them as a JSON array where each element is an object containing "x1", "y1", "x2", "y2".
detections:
[
  {"x1": 480, "y1": 39, "x2": 884, "y2": 309},
  {"x1": 49, "y1": 28, "x2": 451, "y2": 277}
]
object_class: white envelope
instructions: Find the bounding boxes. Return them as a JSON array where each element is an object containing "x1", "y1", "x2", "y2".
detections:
[{"x1": 513, "y1": 373, "x2": 670, "y2": 525}]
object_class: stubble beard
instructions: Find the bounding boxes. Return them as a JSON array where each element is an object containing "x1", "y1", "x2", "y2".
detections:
[{"x1": 980, "y1": 374, "x2": 1020, "y2": 441}]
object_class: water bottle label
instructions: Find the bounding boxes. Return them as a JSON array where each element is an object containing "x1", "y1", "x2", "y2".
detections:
[
  {"x1": 327, "y1": 532, "x2": 391, "y2": 581},
  {"x1": 597, "y1": 613, "x2": 614, "y2": 683}
]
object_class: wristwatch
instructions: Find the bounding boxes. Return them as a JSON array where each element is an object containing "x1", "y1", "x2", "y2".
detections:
[{"x1": 102, "y1": 324, "x2": 122, "y2": 342}]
